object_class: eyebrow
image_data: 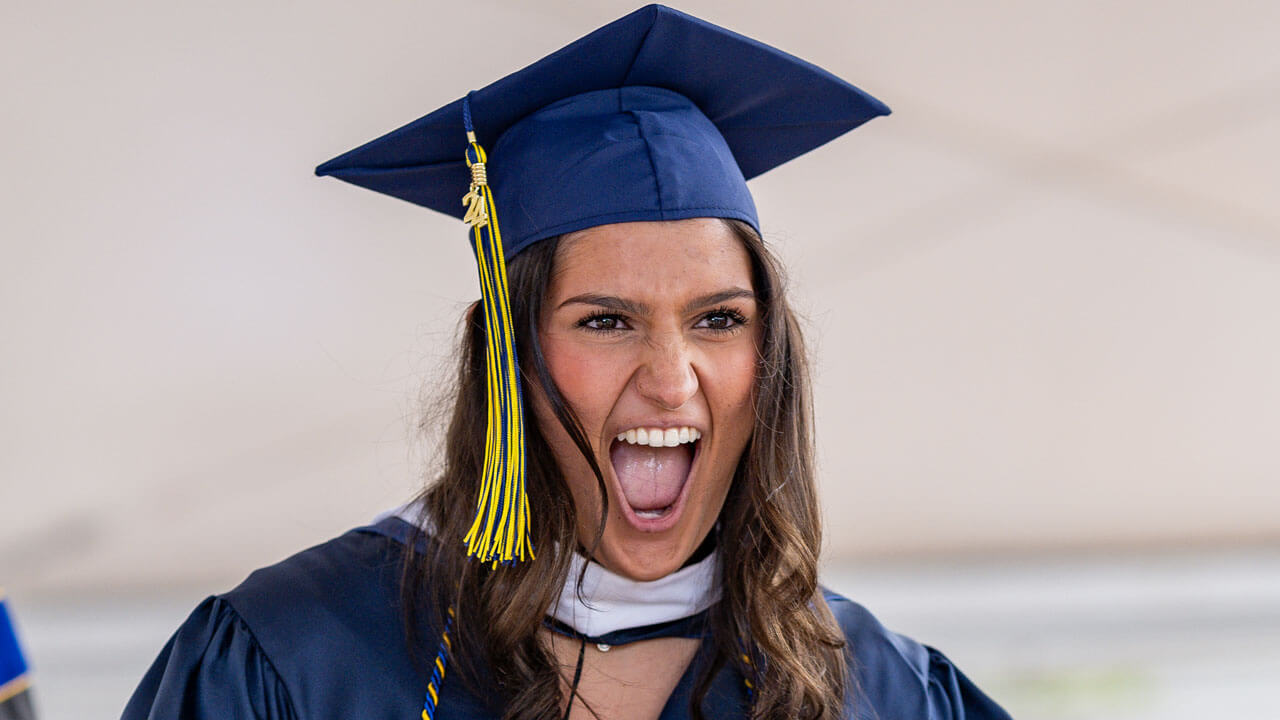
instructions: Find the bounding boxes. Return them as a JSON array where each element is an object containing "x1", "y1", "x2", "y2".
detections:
[
  {"x1": 557, "y1": 293, "x2": 650, "y2": 315},
  {"x1": 681, "y1": 288, "x2": 756, "y2": 314},
  {"x1": 556, "y1": 287, "x2": 755, "y2": 315}
]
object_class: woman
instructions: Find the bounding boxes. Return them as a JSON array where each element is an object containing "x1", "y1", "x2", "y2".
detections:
[{"x1": 125, "y1": 6, "x2": 1012, "y2": 720}]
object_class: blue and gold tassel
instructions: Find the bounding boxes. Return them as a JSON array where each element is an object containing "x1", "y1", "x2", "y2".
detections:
[{"x1": 458, "y1": 96, "x2": 533, "y2": 566}]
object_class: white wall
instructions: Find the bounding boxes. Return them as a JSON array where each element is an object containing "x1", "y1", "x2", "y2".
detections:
[{"x1": 2, "y1": 0, "x2": 1278, "y2": 595}]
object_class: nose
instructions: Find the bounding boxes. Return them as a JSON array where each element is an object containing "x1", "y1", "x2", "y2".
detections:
[{"x1": 635, "y1": 335, "x2": 699, "y2": 411}]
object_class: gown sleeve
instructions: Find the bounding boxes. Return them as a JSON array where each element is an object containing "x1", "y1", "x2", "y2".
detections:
[
  {"x1": 122, "y1": 596, "x2": 298, "y2": 720},
  {"x1": 824, "y1": 591, "x2": 1013, "y2": 720},
  {"x1": 924, "y1": 645, "x2": 1013, "y2": 720}
]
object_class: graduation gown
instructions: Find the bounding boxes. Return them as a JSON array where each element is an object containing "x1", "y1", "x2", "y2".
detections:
[{"x1": 123, "y1": 517, "x2": 1012, "y2": 720}]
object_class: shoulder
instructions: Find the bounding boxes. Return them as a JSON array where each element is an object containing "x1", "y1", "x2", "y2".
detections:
[
  {"x1": 820, "y1": 588, "x2": 935, "y2": 716},
  {"x1": 220, "y1": 521, "x2": 408, "y2": 644},
  {"x1": 821, "y1": 588, "x2": 1014, "y2": 720},
  {"x1": 216, "y1": 519, "x2": 428, "y2": 694},
  {"x1": 821, "y1": 588, "x2": 932, "y2": 680},
  {"x1": 125, "y1": 518, "x2": 434, "y2": 720}
]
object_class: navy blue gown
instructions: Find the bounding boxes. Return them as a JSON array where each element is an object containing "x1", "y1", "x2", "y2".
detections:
[{"x1": 123, "y1": 517, "x2": 1012, "y2": 719}]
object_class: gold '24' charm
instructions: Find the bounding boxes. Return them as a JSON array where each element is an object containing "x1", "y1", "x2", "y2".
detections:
[
  {"x1": 461, "y1": 153, "x2": 489, "y2": 228},
  {"x1": 461, "y1": 185, "x2": 488, "y2": 228}
]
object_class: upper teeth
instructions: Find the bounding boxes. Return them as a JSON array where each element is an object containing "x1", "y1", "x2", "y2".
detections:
[{"x1": 616, "y1": 426, "x2": 701, "y2": 447}]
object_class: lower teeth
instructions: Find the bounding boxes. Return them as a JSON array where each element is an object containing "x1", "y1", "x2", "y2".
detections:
[{"x1": 635, "y1": 508, "x2": 667, "y2": 518}]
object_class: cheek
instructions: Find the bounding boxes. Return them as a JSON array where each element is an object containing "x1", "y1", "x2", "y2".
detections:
[
  {"x1": 536, "y1": 333, "x2": 633, "y2": 542},
  {"x1": 535, "y1": 331, "x2": 638, "y2": 502},
  {"x1": 529, "y1": 346, "x2": 596, "y2": 523},
  {"x1": 708, "y1": 343, "x2": 760, "y2": 433},
  {"x1": 540, "y1": 333, "x2": 629, "y2": 431}
]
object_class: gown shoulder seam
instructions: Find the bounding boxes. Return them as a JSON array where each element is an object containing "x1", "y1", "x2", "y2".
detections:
[{"x1": 213, "y1": 595, "x2": 304, "y2": 717}]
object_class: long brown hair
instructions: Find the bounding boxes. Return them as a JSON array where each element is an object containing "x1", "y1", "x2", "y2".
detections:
[{"x1": 402, "y1": 220, "x2": 848, "y2": 719}]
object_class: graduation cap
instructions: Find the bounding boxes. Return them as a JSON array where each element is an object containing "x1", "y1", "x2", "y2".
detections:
[{"x1": 316, "y1": 4, "x2": 889, "y2": 566}]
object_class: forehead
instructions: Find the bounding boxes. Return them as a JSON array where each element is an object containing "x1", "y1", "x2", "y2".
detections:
[{"x1": 549, "y1": 219, "x2": 754, "y2": 301}]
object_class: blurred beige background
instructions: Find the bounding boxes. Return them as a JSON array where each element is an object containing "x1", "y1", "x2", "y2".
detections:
[
  {"x1": 4, "y1": 0, "x2": 1277, "y2": 596},
  {"x1": 3, "y1": 2, "x2": 1279, "y2": 719}
]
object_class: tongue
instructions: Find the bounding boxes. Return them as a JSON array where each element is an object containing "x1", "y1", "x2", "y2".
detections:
[{"x1": 609, "y1": 442, "x2": 692, "y2": 511}]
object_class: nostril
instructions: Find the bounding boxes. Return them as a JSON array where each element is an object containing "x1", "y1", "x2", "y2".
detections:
[{"x1": 636, "y1": 359, "x2": 699, "y2": 410}]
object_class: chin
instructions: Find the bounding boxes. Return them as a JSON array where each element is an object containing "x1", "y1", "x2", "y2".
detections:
[
  {"x1": 590, "y1": 514, "x2": 714, "y2": 581},
  {"x1": 595, "y1": 537, "x2": 688, "y2": 581}
]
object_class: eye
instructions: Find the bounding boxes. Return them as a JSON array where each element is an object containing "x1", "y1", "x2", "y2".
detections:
[
  {"x1": 695, "y1": 307, "x2": 748, "y2": 333},
  {"x1": 578, "y1": 313, "x2": 631, "y2": 333}
]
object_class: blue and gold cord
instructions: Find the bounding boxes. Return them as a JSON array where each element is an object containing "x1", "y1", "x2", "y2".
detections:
[
  {"x1": 421, "y1": 607, "x2": 454, "y2": 720},
  {"x1": 740, "y1": 648, "x2": 757, "y2": 702},
  {"x1": 458, "y1": 94, "x2": 534, "y2": 567}
]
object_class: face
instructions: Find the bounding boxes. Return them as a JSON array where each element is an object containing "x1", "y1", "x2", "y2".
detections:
[{"x1": 534, "y1": 218, "x2": 761, "y2": 581}]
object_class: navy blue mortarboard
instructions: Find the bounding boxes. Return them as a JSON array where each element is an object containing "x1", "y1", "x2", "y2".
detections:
[
  {"x1": 317, "y1": 3, "x2": 888, "y2": 254},
  {"x1": 316, "y1": 4, "x2": 888, "y2": 567}
]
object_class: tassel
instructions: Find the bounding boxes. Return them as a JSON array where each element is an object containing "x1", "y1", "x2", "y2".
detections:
[{"x1": 459, "y1": 96, "x2": 533, "y2": 566}]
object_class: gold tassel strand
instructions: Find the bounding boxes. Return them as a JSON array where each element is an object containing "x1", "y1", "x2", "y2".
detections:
[{"x1": 459, "y1": 116, "x2": 533, "y2": 566}]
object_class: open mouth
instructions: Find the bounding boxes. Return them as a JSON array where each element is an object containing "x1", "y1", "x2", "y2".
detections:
[{"x1": 608, "y1": 426, "x2": 701, "y2": 528}]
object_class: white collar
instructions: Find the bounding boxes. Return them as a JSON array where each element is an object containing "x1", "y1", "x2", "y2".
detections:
[
  {"x1": 379, "y1": 502, "x2": 720, "y2": 637},
  {"x1": 551, "y1": 548, "x2": 721, "y2": 638}
]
